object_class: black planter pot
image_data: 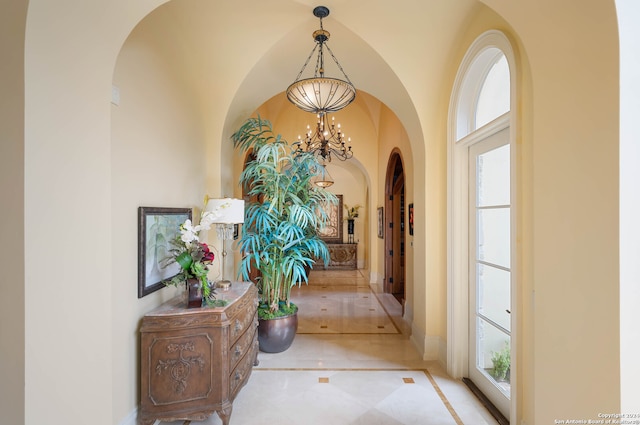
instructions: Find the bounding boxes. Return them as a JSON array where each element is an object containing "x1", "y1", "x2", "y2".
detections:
[
  {"x1": 347, "y1": 219, "x2": 355, "y2": 234},
  {"x1": 257, "y1": 309, "x2": 298, "y2": 353}
]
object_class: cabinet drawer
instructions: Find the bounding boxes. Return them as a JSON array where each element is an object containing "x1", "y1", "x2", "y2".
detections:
[
  {"x1": 229, "y1": 336, "x2": 258, "y2": 400},
  {"x1": 229, "y1": 312, "x2": 258, "y2": 370},
  {"x1": 229, "y1": 302, "x2": 257, "y2": 345}
]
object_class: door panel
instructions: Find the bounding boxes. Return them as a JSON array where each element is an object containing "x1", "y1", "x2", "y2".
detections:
[
  {"x1": 384, "y1": 153, "x2": 405, "y2": 302},
  {"x1": 468, "y1": 127, "x2": 511, "y2": 417}
]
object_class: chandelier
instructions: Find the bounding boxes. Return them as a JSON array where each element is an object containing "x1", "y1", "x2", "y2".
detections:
[
  {"x1": 295, "y1": 113, "x2": 353, "y2": 162},
  {"x1": 286, "y1": 6, "x2": 356, "y2": 114}
]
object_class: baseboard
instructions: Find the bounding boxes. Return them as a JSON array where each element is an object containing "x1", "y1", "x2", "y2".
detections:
[
  {"x1": 369, "y1": 271, "x2": 383, "y2": 285},
  {"x1": 403, "y1": 302, "x2": 413, "y2": 323},
  {"x1": 410, "y1": 325, "x2": 447, "y2": 366},
  {"x1": 118, "y1": 407, "x2": 139, "y2": 425}
]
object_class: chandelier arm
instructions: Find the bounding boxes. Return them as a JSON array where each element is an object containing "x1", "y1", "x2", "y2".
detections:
[{"x1": 300, "y1": 112, "x2": 353, "y2": 162}]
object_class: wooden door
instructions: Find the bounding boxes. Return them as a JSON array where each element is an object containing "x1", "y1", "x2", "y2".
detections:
[
  {"x1": 391, "y1": 175, "x2": 405, "y2": 297},
  {"x1": 384, "y1": 151, "x2": 405, "y2": 305}
]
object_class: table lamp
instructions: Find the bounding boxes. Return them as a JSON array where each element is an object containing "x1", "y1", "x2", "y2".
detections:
[{"x1": 205, "y1": 197, "x2": 245, "y2": 289}]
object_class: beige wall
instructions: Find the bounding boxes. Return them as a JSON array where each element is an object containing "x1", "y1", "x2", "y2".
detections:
[
  {"x1": 479, "y1": 1, "x2": 620, "y2": 422},
  {"x1": 8, "y1": 0, "x2": 635, "y2": 424},
  {"x1": 110, "y1": 16, "x2": 215, "y2": 419},
  {"x1": 22, "y1": 1, "x2": 170, "y2": 423},
  {"x1": 0, "y1": 1, "x2": 27, "y2": 424}
]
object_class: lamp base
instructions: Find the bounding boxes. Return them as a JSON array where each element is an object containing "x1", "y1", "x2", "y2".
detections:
[{"x1": 215, "y1": 279, "x2": 232, "y2": 290}]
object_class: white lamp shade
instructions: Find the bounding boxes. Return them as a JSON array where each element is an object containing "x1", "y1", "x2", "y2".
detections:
[{"x1": 205, "y1": 198, "x2": 245, "y2": 224}]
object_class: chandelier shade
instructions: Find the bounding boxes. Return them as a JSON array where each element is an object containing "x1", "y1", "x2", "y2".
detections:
[
  {"x1": 286, "y1": 6, "x2": 356, "y2": 114},
  {"x1": 312, "y1": 164, "x2": 334, "y2": 188},
  {"x1": 287, "y1": 77, "x2": 356, "y2": 114}
]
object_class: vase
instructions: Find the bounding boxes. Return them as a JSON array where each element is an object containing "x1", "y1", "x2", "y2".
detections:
[
  {"x1": 257, "y1": 307, "x2": 298, "y2": 353},
  {"x1": 187, "y1": 278, "x2": 203, "y2": 308},
  {"x1": 347, "y1": 219, "x2": 355, "y2": 243}
]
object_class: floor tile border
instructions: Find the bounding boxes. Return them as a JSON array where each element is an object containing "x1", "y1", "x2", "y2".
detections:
[{"x1": 423, "y1": 369, "x2": 465, "y2": 425}]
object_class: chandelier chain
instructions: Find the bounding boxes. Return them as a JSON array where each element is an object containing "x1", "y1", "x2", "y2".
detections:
[
  {"x1": 323, "y1": 43, "x2": 354, "y2": 86},
  {"x1": 293, "y1": 43, "x2": 320, "y2": 82}
]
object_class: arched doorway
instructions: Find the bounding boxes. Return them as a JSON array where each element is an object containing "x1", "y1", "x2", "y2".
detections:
[{"x1": 384, "y1": 150, "x2": 406, "y2": 307}]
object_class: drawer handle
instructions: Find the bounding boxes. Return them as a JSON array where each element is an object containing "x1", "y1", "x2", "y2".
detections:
[
  {"x1": 235, "y1": 320, "x2": 243, "y2": 333},
  {"x1": 235, "y1": 345, "x2": 243, "y2": 358},
  {"x1": 235, "y1": 371, "x2": 242, "y2": 381}
]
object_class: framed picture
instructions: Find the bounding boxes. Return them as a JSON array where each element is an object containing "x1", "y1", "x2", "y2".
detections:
[
  {"x1": 138, "y1": 206, "x2": 191, "y2": 298},
  {"x1": 318, "y1": 194, "x2": 343, "y2": 243},
  {"x1": 408, "y1": 203, "x2": 414, "y2": 236},
  {"x1": 377, "y1": 206, "x2": 384, "y2": 239},
  {"x1": 233, "y1": 223, "x2": 239, "y2": 240}
]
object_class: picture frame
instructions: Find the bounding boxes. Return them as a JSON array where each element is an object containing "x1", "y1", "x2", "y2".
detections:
[
  {"x1": 318, "y1": 194, "x2": 343, "y2": 243},
  {"x1": 408, "y1": 203, "x2": 414, "y2": 236},
  {"x1": 377, "y1": 206, "x2": 384, "y2": 239},
  {"x1": 138, "y1": 206, "x2": 192, "y2": 298}
]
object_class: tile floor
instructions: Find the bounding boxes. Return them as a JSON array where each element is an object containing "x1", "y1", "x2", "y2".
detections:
[{"x1": 159, "y1": 270, "x2": 499, "y2": 425}]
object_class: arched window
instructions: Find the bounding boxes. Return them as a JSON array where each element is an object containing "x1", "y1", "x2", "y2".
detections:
[
  {"x1": 475, "y1": 53, "x2": 510, "y2": 129},
  {"x1": 454, "y1": 44, "x2": 512, "y2": 140}
]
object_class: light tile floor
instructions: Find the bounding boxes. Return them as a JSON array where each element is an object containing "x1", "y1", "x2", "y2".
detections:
[{"x1": 159, "y1": 270, "x2": 499, "y2": 425}]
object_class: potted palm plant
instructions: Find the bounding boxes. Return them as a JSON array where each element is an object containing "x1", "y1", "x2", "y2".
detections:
[{"x1": 232, "y1": 116, "x2": 337, "y2": 353}]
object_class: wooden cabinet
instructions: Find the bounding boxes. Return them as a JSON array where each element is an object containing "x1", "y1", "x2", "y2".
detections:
[
  {"x1": 139, "y1": 282, "x2": 258, "y2": 425},
  {"x1": 325, "y1": 243, "x2": 357, "y2": 269}
]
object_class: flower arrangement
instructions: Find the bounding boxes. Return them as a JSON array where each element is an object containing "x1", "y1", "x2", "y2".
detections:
[
  {"x1": 344, "y1": 204, "x2": 362, "y2": 220},
  {"x1": 161, "y1": 202, "x2": 230, "y2": 302}
]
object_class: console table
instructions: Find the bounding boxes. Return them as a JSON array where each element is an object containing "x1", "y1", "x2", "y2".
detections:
[
  {"x1": 138, "y1": 282, "x2": 258, "y2": 425},
  {"x1": 325, "y1": 243, "x2": 357, "y2": 269}
]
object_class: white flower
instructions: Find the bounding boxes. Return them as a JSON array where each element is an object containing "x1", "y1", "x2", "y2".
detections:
[
  {"x1": 180, "y1": 219, "x2": 199, "y2": 247},
  {"x1": 198, "y1": 208, "x2": 222, "y2": 231},
  {"x1": 196, "y1": 201, "x2": 230, "y2": 231}
]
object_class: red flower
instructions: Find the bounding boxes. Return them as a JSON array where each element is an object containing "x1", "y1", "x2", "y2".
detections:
[{"x1": 200, "y1": 243, "x2": 215, "y2": 263}]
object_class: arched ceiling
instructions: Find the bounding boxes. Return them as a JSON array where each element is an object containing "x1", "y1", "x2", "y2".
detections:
[{"x1": 129, "y1": 0, "x2": 480, "y2": 152}]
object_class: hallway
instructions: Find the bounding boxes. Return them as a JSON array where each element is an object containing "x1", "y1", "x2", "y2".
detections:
[{"x1": 159, "y1": 270, "x2": 499, "y2": 425}]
